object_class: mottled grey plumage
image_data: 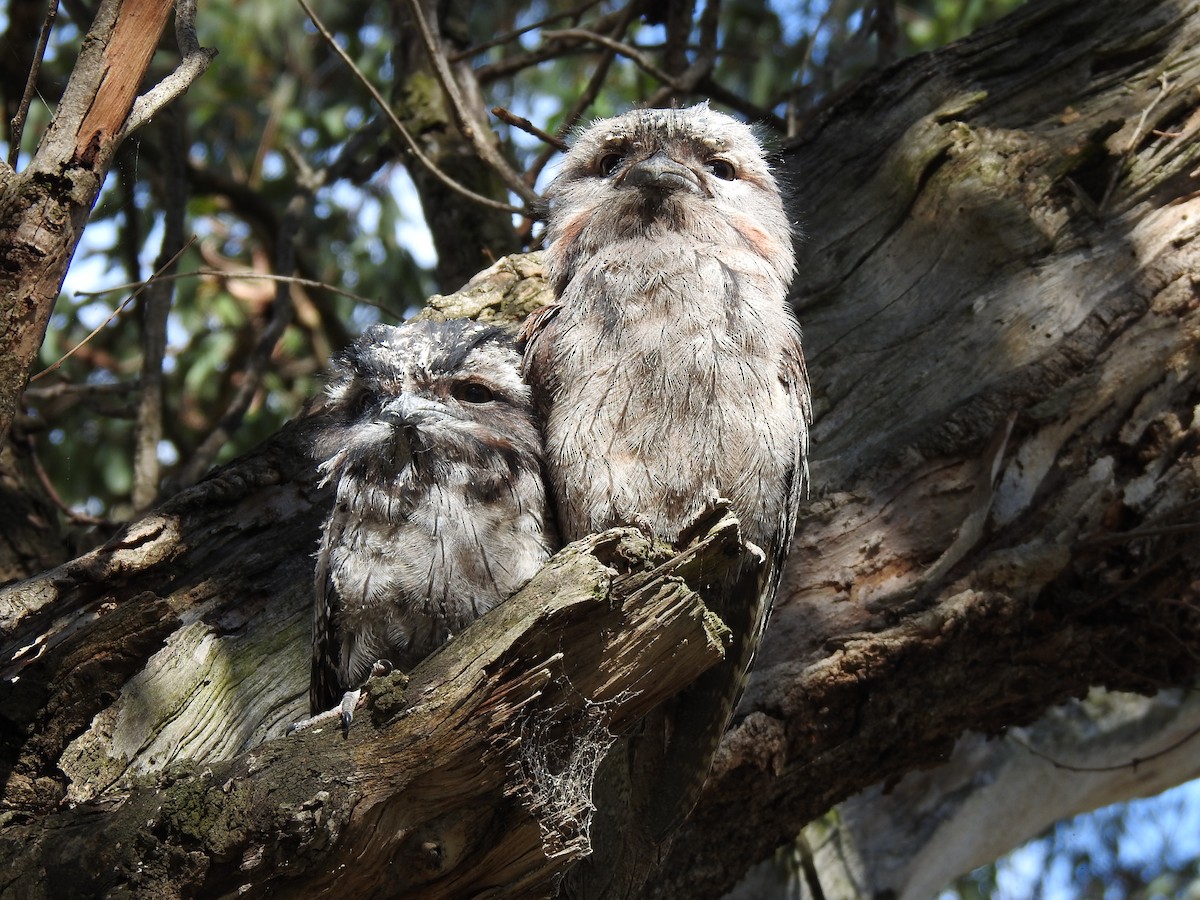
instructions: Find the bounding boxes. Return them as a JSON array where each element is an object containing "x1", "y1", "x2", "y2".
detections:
[
  {"x1": 526, "y1": 104, "x2": 809, "y2": 553},
  {"x1": 309, "y1": 318, "x2": 556, "y2": 721},
  {"x1": 523, "y1": 105, "x2": 810, "y2": 895}
]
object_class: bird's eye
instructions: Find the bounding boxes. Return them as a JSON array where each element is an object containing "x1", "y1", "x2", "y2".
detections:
[
  {"x1": 597, "y1": 152, "x2": 625, "y2": 177},
  {"x1": 707, "y1": 158, "x2": 736, "y2": 181},
  {"x1": 452, "y1": 382, "x2": 495, "y2": 404},
  {"x1": 350, "y1": 389, "x2": 375, "y2": 418}
]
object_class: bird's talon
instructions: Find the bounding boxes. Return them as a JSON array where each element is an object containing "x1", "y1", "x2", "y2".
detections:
[{"x1": 339, "y1": 688, "x2": 362, "y2": 735}]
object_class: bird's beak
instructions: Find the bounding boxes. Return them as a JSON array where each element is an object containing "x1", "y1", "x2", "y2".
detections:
[
  {"x1": 623, "y1": 150, "x2": 702, "y2": 195},
  {"x1": 378, "y1": 394, "x2": 444, "y2": 427}
]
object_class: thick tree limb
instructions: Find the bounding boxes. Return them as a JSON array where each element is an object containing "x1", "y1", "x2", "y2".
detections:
[
  {"x1": 779, "y1": 688, "x2": 1200, "y2": 900},
  {"x1": 647, "y1": 0, "x2": 1200, "y2": 895},
  {"x1": 0, "y1": 508, "x2": 748, "y2": 898}
]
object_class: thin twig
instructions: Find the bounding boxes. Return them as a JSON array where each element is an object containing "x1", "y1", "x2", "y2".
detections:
[
  {"x1": 30, "y1": 238, "x2": 196, "y2": 384},
  {"x1": 541, "y1": 29, "x2": 680, "y2": 88},
  {"x1": 526, "y1": 2, "x2": 641, "y2": 186},
  {"x1": 132, "y1": 105, "x2": 186, "y2": 512},
  {"x1": 8, "y1": 0, "x2": 58, "y2": 168},
  {"x1": 120, "y1": 0, "x2": 217, "y2": 139},
  {"x1": 533, "y1": 48, "x2": 614, "y2": 175},
  {"x1": 402, "y1": 0, "x2": 539, "y2": 205},
  {"x1": 297, "y1": 0, "x2": 525, "y2": 215},
  {"x1": 492, "y1": 106, "x2": 569, "y2": 152},
  {"x1": 447, "y1": 0, "x2": 604, "y2": 63},
  {"x1": 73, "y1": 269, "x2": 390, "y2": 311},
  {"x1": 23, "y1": 380, "x2": 140, "y2": 401},
  {"x1": 474, "y1": 7, "x2": 632, "y2": 83},
  {"x1": 475, "y1": 45, "x2": 581, "y2": 84},
  {"x1": 1009, "y1": 722, "x2": 1200, "y2": 774},
  {"x1": 699, "y1": 77, "x2": 786, "y2": 131},
  {"x1": 22, "y1": 432, "x2": 117, "y2": 528}
]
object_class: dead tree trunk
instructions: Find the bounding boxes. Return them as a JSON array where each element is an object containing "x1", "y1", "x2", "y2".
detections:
[{"x1": 1, "y1": 0, "x2": 1199, "y2": 897}]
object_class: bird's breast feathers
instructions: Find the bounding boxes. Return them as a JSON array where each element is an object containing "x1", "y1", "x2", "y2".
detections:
[{"x1": 537, "y1": 240, "x2": 803, "y2": 546}]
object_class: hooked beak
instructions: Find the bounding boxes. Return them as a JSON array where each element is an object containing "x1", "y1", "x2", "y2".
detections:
[{"x1": 622, "y1": 150, "x2": 703, "y2": 196}]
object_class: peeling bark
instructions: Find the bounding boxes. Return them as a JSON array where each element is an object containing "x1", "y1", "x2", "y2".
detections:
[{"x1": 0, "y1": 0, "x2": 172, "y2": 446}]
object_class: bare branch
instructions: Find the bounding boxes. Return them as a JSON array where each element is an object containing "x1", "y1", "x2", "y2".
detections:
[
  {"x1": 297, "y1": 0, "x2": 525, "y2": 215},
  {"x1": 526, "y1": 2, "x2": 641, "y2": 186},
  {"x1": 7, "y1": 0, "x2": 58, "y2": 168},
  {"x1": 120, "y1": 0, "x2": 217, "y2": 139},
  {"x1": 697, "y1": 77, "x2": 785, "y2": 131},
  {"x1": 1009, "y1": 722, "x2": 1200, "y2": 774},
  {"x1": 447, "y1": 0, "x2": 604, "y2": 63},
  {"x1": 19, "y1": 432, "x2": 117, "y2": 528},
  {"x1": 541, "y1": 29, "x2": 680, "y2": 89},
  {"x1": 22, "y1": 380, "x2": 139, "y2": 402},
  {"x1": 402, "y1": 0, "x2": 540, "y2": 206},
  {"x1": 29, "y1": 238, "x2": 195, "y2": 384},
  {"x1": 132, "y1": 106, "x2": 187, "y2": 512},
  {"x1": 74, "y1": 269, "x2": 389, "y2": 311},
  {"x1": 492, "y1": 105, "x2": 570, "y2": 153}
]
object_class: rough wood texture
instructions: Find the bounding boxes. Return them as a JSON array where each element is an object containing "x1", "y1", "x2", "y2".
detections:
[
  {"x1": 649, "y1": 0, "x2": 1200, "y2": 896},
  {"x1": 1, "y1": 481, "x2": 747, "y2": 897}
]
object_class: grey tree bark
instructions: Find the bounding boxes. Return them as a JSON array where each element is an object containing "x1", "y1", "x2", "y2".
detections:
[
  {"x1": 649, "y1": 0, "x2": 1200, "y2": 896},
  {"x1": 767, "y1": 688, "x2": 1200, "y2": 900},
  {"x1": 1, "y1": 0, "x2": 1199, "y2": 897}
]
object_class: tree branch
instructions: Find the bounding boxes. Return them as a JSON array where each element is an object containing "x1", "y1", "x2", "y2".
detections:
[
  {"x1": 0, "y1": 0, "x2": 207, "y2": 447},
  {"x1": 132, "y1": 105, "x2": 187, "y2": 512},
  {"x1": 298, "y1": 0, "x2": 525, "y2": 216},
  {"x1": 403, "y1": 0, "x2": 539, "y2": 206},
  {"x1": 120, "y1": 0, "x2": 217, "y2": 138},
  {"x1": 6, "y1": 0, "x2": 57, "y2": 168},
  {"x1": 0, "y1": 507, "x2": 750, "y2": 898}
]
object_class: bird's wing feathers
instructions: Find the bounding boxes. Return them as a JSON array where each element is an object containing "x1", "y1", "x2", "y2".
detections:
[
  {"x1": 517, "y1": 302, "x2": 563, "y2": 399},
  {"x1": 310, "y1": 505, "x2": 347, "y2": 714}
]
